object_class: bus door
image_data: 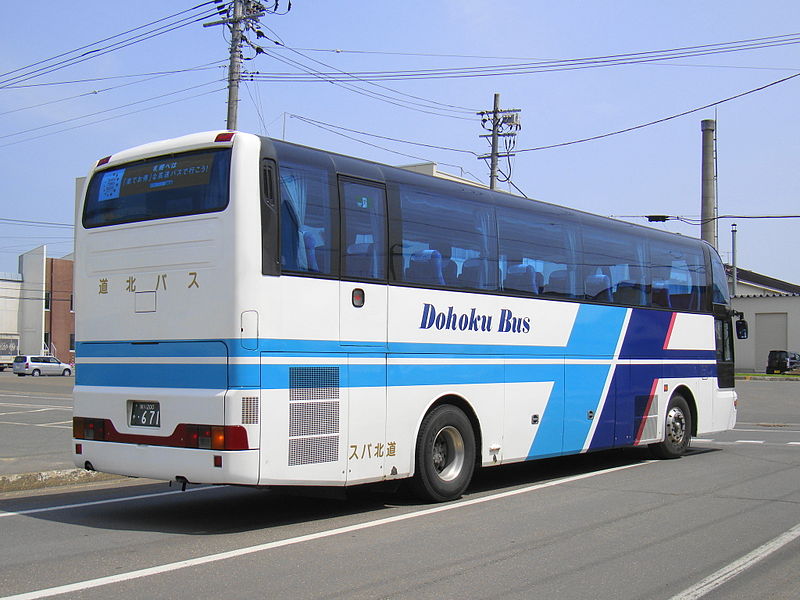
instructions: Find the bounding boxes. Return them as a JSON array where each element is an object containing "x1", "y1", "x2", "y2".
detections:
[
  {"x1": 338, "y1": 177, "x2": 389, "y2": 484},
  {"x1": 715, "y1": 317, "x2": 734, "y2": 389}
]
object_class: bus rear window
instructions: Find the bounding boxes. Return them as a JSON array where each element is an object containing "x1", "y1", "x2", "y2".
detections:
[{"x1": 83, "y1": 149, "x2": 231, "y2": 228}]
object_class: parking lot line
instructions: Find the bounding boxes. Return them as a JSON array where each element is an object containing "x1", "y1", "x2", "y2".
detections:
[
  {"x1": 0, "y1": 402, "x2": 70, "y2": 409},
  {"x1": 0, "y1": 409, "x2": 69, "y2": 417},
  {"x1": 669, "y1": 521, "x2": 800, "y2": 600},
  {"x1": 0, "y1": 420, "x2": 71, "y2": 429}
]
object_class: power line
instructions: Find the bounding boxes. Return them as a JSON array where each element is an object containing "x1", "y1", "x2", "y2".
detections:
[
  {"x1": 1, "y1": 62, "x2": 226, "y2": 91},
  {"x1": 289, "y1": 114, "x2": 478, "y2": 155},
  {"x1": 0, "y1": 2, "x2": 221, "y2": 79},
  {"x1": 0, "y1": 62, "x2": 226, "y2": 117},
  {"x1": 251, "y1": 47, "x2": 476, "y2": 120},
  {"x1": 261, "y1": 41, "x2": 479, "y2": 114},
  {"x1": 279, "y1": 32, "x2": 800, "y2": 61},
  {"x1": 0, "y1": 80, "x2": 224, "y2": 142},
  {"x1": 0, "y1": 85, "x2": 226, "y2": 149},
  {"x1": 291, "y1": 114, "x2": 481, "y2": 178},
  {"x1": 0, "y1": 218, "x2": 73, "y2": 229},
  {"x1": 516, "y1": 70, "x2": 800, "y2": 153},
  {"x1": 244, "y1": 33, "x2": 800, "y2": 82},
  {"x1": 0, "y1": 3, "x2": 222, "y2": 89}
]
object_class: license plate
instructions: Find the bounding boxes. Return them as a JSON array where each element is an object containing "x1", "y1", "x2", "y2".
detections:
[{"x1": 131, "y1": 401, "x2": 160, "y2": 427}]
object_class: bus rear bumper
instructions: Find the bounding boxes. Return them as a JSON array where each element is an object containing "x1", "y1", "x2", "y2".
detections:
[{"x1": 73, "y1": 440, "x2": 261, "y2": 486}]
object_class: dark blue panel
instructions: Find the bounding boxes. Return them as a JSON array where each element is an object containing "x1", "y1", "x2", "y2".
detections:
[
  {"x1": 619, "y1": 309, "x2": 715, "y2": 361},
  {"x1": 618, "y1": 309, "x2": 673, "y2": 359},
  {"x1": 76, "y1": 364, "x2": 228, "y2": 389}
]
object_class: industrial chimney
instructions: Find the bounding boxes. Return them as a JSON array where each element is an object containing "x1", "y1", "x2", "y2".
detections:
[{"x1": 701, "y1": 119, "x2": 717, "y2": 248}]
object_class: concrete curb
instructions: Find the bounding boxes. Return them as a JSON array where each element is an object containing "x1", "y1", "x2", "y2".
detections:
[
  {"x1": 736, "y1": 375, "x2": 800, "y2": 382},
  {"x1": 0, "y1": 469, "x2": 122, "y2": 493}
]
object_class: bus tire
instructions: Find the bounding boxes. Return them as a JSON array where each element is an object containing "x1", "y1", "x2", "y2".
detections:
[
  {"x1": 650, "y1": 394, "x2": 691, "y2": 459},
  {"x1": 410, "y1": 404, "x2": 475, "y2": 503}
]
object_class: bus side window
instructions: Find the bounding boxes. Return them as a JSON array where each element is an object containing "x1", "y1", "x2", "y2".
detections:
[
  {"x1": 581, "y1": 226, "x2": 649, "y2": 307},
  {"x1": 394, "y1": 186, "x2": 497, "y2": 291},
  {"x1": 497, "y1": 207, "x2": 578, "y2": 298},
  {"x1": 279, "y1": 163, "x2": 336, "y2": 275}
]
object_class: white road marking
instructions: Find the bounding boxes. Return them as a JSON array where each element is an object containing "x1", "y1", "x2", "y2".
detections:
[
  {"x1": 668, "y1": 521, "x2": 800, "y2": 600},
  {"x1": 734, "y1": 440, "x2": 764, "y2": 444},
  {"x1": 0, "y1": 461, "x2": 652, "y2": 599},
  {"x1": 734, "y1": 428, "x2": 800, "y2": 434},
  {"x1": 788, "y1": 442, "x2": 800, "y2": 446},
  {"x1": 0, "y1": 395, "x2": 72, "y2": 402},
  {"x1": 0, "y1": 486, "x2": 215, "y2": 519},
  {"x1": 0, "y1": 409, "x2": 66, "y2": 417},
  {"x1": 0, "y1": 402, "x2": 70, "y2": 409},
  {"x1": 0, "y1": 421, "x2": 71, "y2": 429}
]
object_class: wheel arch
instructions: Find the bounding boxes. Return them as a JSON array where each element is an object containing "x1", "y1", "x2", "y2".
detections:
[
  {"x1": 671, "y1": 385, "x2": 698, "y2": 436},
  {"x1": 419, "y1": 394, "x2": 482, "y2": 469}
]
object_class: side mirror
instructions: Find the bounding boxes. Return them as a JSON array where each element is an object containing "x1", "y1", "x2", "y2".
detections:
[{"x1": 735, "y1": 319, "x2": 749, "y2": 340}]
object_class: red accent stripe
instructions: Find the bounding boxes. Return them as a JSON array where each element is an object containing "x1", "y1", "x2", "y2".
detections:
[
  {"x1": 635, "y1": 378, "x2": 661, "y2": 445},
  {"x1": 663, "y1": 312, "x2": 678, "y2": 350},
  {"x1": 75, "y1": 419, "x2": 249, "y2": 450}
]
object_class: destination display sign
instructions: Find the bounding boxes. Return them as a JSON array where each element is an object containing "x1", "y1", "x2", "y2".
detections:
[{"x1": 98, "y1": 153, "x2": 216, "y2": 202}]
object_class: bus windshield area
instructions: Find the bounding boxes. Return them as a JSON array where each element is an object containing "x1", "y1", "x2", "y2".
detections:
[{"x1": 83, "y1": 149, "x2": 231, "y2": 228}]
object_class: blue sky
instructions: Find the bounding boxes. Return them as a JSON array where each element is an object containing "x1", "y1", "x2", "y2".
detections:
[{"x1": 1, "y1": 1, "x2": 798, "y2": 282}]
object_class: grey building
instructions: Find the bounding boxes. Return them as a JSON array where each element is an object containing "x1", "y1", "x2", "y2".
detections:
[{"x1": 729, "y1": 266, "x2": 800, "y2": 373}]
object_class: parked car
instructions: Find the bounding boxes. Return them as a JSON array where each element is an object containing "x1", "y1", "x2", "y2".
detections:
[
  {"x1": 766, "y1": 350, "x2": 800, "y2": 374},
  {"x1": 12, "y1": 355, "x2": 72, "y2": 377}
]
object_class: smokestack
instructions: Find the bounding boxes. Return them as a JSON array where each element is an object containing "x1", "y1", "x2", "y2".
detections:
[{"x1": 701, "y1": 119, "x2": 717, "y2": 247}]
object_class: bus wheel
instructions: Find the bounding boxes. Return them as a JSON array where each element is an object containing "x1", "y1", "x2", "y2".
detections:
[
  {"x1": 410, "y1": 404, "x2": 475, "y2": 503},
  {"x1": 650, "y1": 395, "x2": 691, "y2": 459}
]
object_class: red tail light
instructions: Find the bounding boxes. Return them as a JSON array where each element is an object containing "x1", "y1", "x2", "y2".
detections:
[
  {"x1": 215, "y1": 132, "x2": 235, "y2": 142},
  {"x1": 73, "y1": 417, "x2": 106, "y2": 441},
  {"x1": 72, "y1": 419, "x2": 248, "y2": 450}
]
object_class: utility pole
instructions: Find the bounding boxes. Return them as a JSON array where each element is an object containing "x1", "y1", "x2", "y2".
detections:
[
  {"x1": 731, "y1": 223, "x2": 738, "y2": 296},
  {"x1": 226, "y1": 0, "x2": 245, "y2": 130},
  {"x1": 204, "y1": 0, "x2": 267, "y2": 130},
  {"x1": 478, "y1": 93, "x2": 521, "y2": 190}
]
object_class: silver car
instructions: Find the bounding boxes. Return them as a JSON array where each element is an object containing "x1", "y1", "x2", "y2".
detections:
[{"x1": 12, "y1": 355, "x2": 72, "y2": 377}]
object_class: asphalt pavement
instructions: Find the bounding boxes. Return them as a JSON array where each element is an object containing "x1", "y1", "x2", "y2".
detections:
[
  {"x1": 0, "y1": 370, "x2": 797, "y2": 492},
  {"x1": 0, "y1": 371, "x2": 120, "y2": 491}
]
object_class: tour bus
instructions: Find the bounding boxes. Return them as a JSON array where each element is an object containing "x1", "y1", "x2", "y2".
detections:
[{"x1": 72, "y1": 131, "x2": 745, "y2": 502}]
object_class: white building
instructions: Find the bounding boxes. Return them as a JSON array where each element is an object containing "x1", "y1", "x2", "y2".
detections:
[{"x1": 0, "y1": 246, "x2": 76, "y2": 368}]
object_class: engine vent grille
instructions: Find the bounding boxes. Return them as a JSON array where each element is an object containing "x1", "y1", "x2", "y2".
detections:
[
  {"x1": 290, "y1": 401, "x2": 339, "y2": 437},
  {"x1": 289, "y1": 366, "x2": 339, "y2": 401},
  {"x1": 637, "y1": 394, "x2": 660, "y2": 443},
  {"x1": 289, "y1": 436, "x2": 338, "y2": 466},
  {"x1": 242, "y1": 396, "x2": 259, "y2": 425},
  {"x1": 288, "y1": 367, "x2": 340, "y2": 466}
]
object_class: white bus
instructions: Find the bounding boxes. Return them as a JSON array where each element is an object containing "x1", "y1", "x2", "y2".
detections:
[{"x1": 73, "y1": 131, "x2": 745, "y2": 502}]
